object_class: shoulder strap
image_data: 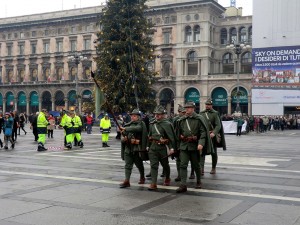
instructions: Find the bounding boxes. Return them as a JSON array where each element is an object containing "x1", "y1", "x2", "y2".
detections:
[{"x1": 205, "y1": 112, "x2": 214, "y2": 130}]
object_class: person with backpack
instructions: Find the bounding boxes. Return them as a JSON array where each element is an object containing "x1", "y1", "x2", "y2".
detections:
[{"x1": 3, "y1": 112, "x2": 15, "y2": 150}]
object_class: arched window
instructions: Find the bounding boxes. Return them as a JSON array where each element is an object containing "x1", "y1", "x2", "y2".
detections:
[
  {"x1": 222, "y1": 53, "x2": 234, "y2": 73},
  {"x1": 185, "y1": 26, "x2": 192, "y2": 42},
  {"x1": 187, "y1": 51, "x2": 198, "y2": 75},
  {"x1": 241, "y1": 52, "x2": 252, "y2": 73},
  {"x1": 239, "y1": 27, "x2": 247, "y2": 43},
  {"x1": 220, "y1": 28, "x2": 227, "y2": 45},
  {"x1": 193, "y1": 25, "x2": 200, "y2": 42},
  {"x1": 230, "y1": 27, "x2": 237, "y2": 44}
]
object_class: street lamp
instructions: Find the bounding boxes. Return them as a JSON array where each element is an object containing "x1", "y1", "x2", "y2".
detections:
[
  {"x1": 68, "y1": 53, "x2": 87, "y2": 114},
  {"x1": 226, "y1": 42, "x2": 251, "y2": 113}
]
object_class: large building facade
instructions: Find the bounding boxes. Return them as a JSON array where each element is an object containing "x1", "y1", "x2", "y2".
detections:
[{"x1": 0, "y1": 0, "x2": 252, "y2": 115}]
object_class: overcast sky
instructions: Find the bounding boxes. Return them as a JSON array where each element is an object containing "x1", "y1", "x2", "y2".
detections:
[{"x1": 0, "y1": 0, "x2": 252, "y2": 18}]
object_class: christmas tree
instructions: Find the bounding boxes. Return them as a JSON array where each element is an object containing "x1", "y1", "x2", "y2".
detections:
[{"x1": 94, "y1": 0, "x2": 157, "y2": 113}]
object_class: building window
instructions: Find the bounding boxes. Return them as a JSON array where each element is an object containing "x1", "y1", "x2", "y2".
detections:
[
  {"x1": 44, "y1": 42, "x2": 50, "y2": 53},
  {"x1": 32, "y1": 31, "x2": 36, "y2": 37},
  {"x1": 7, "y1": 46, "x2": 12, "y2": 56},
  {"x1": 163, "y1": 32, "x2": 170, "y2": 44},
  {"x1": 83, "y1": 39, "x2": 91, "y2": 50},
  {"x1": 20, "y1": 32, "x2": 24, "y2": 38},
  {"x1": 187, "y1": 51, "x2": 198, "y2": 75},
  {"x1": 19, "y1": 44, "x2": 24, "y2": 55},
  {"x1": 241, "y1": 52, "x2": 252, "y2": 73},
  {"x1": 58, "y1": 28, "x2": 63, "y2": 35},
  {"x1": 222, "y1": 53, "x2": 234, "y2": 73},
  {"x1": 220, "y1": 28, "x2": 227, "y2": 45},
  {"x1": 164, "y1": 17, "x2": 170, "y2": 24},
  {"x1": 185, "y1": 26, "x2": 192, "y2": 42},
  {"x1": 70, "y1": 40, "x2": 77, "y2": 51},
  {"x1": 31, "y1": 43, "x2": 37, "y2": 54},
  {"x1": 163, "y1": 62, "x2": 171, "y2": 76},
  {"x1": 239, "y1": 27, "x2": 247, "y2": 43},
  {"x1": 57, "y1": 41, "x2": 63, "y2": 52},
  {"x1": 8, "y1": 33, "x2": 12, "y2": 39},
  {"x1": 194, "y1": 25, "x2": 200, "y2": 42},
  {"x1": 71, "y1": 26, "x2": 76, "y2": 33},
  {"x1": 230, "y1": 27, "x2": 237, "y2": 44},
  {"x1": 45, "y1": 30, "x2": 49, "y2": 36},
  {"x1": 248, "y1": 26, "x2": 252, "y2": 43}
]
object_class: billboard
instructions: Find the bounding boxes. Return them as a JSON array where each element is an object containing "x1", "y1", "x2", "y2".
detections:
[{"x1": 252, "y1": 45, "x2": 300, "y2": 89}]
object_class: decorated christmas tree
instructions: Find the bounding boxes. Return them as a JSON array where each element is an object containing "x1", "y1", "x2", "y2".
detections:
[{"x1": 94, "y1": 0, "x2": 157, "y2": 112}]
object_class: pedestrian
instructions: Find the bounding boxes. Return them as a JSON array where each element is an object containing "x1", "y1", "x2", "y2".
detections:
[
  {"x1": 30, "y1": 112, "x2": 39, "y2": 142},
  {"x1": 147, "y1": 105, "x2": 177, "y2": 191},
  {"x1": 235, "y1": 116, "x2": 244, "y2": 136},
  {"x1": 176, "y1": 101, "x2": 212, "y2": 193},
  {"x1": 37, "y1": 109, "x2": 49, "y2": 152},
  {"x1": 3, "y1": 112, "x2": 15, "y2": 150},
  {"x1": 47, "y1": 114, "x2": 55, "y2": 138},
  {"x1": 199, "y1": 99, "x2": 226, "y2": 175},
  {"x1": 119, "y1": 109, "x2": 148, "y2": 188},
  {"x1": 86, "y1": 113, "x2": 93, "y2": 134},
  {"x1": 100, "y1": 113, "x2": 111, "y2": 147},
  {"x1": 70, "y1": 111, "x2": 84, "y2": 148},
  {"x1": 19, "y1": 113, "x2": 27, "y2": 135},
  {"x1": 11, "y1": 111, "x2": 19, "y2": 142},
  {"x1": 0, "y1": 112, "x2": 4, "y2": 148},
  {"x1": 58, "y1": 110, "x2": 74, "y2": 150}
]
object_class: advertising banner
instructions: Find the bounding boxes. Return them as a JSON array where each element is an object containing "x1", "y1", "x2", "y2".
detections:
[{"x1": 252, "y1": 45, "x2": 300, "y2": 89}]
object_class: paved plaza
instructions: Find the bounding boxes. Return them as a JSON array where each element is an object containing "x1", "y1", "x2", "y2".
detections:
[{"x1": 0, "y1": 126, "x2": 300, "y2": 225}]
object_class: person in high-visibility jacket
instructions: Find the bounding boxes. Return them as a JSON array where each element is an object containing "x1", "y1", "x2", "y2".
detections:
[
  {"x1": 37, "y1": 109, "x2": 49, "y2": 152},
  {"x1": 59, "y1": 110, "x2": 74, "y2": 150},
  {"x1": 70, "y1": 111, "x2": 84, "y2": 148},
  {"x1": 100, "y1": 113, "x2": 111, "y2": 147}
]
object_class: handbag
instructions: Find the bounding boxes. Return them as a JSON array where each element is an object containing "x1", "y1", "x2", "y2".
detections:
[{"x1": 4, "y1": 127, "x2": 12, "y2": 136}]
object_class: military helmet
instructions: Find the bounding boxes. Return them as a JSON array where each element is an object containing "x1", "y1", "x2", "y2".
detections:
[
  {"x1": 153, "y1": 105, "x2": 167, "y2": 114},
  {"x1": 129, "y1": 109, "x2": 141, "y2": 116},
  {"x1": 184, "y1": 101, "x2": 196, "y2": 108},
  {"x1": 205, "y1": 98, "x2": 213, "y2": 105},
  {"x1": 178, "y1": 104, "x2": 186, "y2": 113}
]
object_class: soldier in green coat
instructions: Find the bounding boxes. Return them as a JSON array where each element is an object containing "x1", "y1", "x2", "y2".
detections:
[
  {"x1": 147, "y1": 105, "x2": 177, "y2": 191},
  {"x1": 119, "y1": 109, "x2": 148, "y2": 188},
  {"x1": 172, "y1": 104, "x2": 186, "y2": 182},
  {"x1": 176, "y1": 101, "x2": 213, "y2": 193},
  {"x1": 199, "y1": 99, "x2": 226, "y2": 175}
]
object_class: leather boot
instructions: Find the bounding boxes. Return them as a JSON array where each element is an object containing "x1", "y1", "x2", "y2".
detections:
[
  {"x1": 138, "y1": 177, "x2": 145, "y2": 184},
  {"x1": 145, "y1": 172, "x2": 151, "y2": 178},
  {"x1": 210, "y1": 168, "x2": 216, "y2": 174},
  {"x1": 102, "y1": 143, "x2": 106, "y2": 147},
  {"x1": 163, "y1": 178, "x2": 171, "y2": 186},
  {"x1": 195, "y1": 181, "x2": 202, "y2": 189},
  {"x1": 148, "y1": 184, "x2": 157, "y2": 191},
  {"x1": 176, "y1": 185, "x2": 187, "y2": 193},
  {"x1": 174, "y1": 177, "x2": 181, "y2": 182},
  {"x1": 119, "y1": 180, "x2": 130, "y2": 188}
]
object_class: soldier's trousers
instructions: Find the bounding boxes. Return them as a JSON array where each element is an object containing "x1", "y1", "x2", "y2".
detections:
[
  {"x1": 124, "y1": 151, "x2": 144, "y2": 180},
  {"x1": 200, "y1": 146, "x2": 218, "y2": 169},
  {"x1": 148, "y1": 149, "x2": 170, "y2": 184},
  {"x1": 180, "y1": 150, "x2": 201, "y2": 185}
]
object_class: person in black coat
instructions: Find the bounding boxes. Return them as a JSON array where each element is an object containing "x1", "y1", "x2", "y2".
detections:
[{"x1": 31, "y1": 112, "x2": 39, "y2": 142}]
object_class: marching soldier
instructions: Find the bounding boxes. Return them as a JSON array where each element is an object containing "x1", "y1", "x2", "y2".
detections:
[
  {"x1": 176, "y1": 101, "x2": 213, "y2": 193},
  {"x1": 172, "y1": 104, "x2": 186, "y2": 182},
  {"x1": 199, "y1": 99, "x2": 226, "y2": 175},
  {"x1": 58, "y1": 110, "x2": 74, "y2": 150},
  {"x1": 37, "y1": 109, "x2": 49, "y2": 152},
  {"x1": 119, "y1": 109, "x2": 148, "y2": 188},
  {"x1": 147, "y1": 105, "x2": 177, "y2": 191},
  {"x1": 70, "y1": 111, "x2": 84, "y2": 148}
]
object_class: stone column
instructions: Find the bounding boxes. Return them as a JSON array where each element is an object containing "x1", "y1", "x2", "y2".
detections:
[
  {"x1": 38, "y1": 96, "x2": 42, "y2": 112},
  {"x1": 51, "y1": 97, "x2": 55, "y2": 111},
  {"x1": 248, "y1": 95, "x2": 252, "y2": 116},
  {"x1": 228, "y1": 97, "x2": 232, "y2": 115},
  {"x1": 64, "y1": 98, "x2": 68, "y2": 110},
  {"x1": 14, "y1": 98, "x2": 18, "y2": 112},
  {"x1": 26, "y1": 98, "x2": 30, "y2": 115},
  {"x1": 3, "y1": 98, "x2": 6, "y2": 113}
]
